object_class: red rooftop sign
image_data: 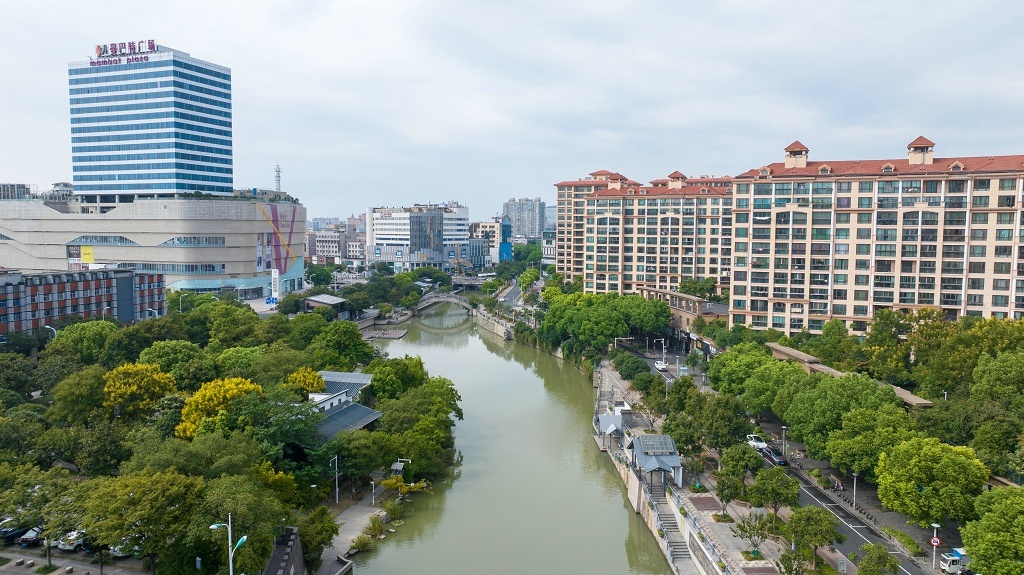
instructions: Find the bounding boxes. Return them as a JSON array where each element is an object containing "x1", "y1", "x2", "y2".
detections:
[{"x1": 90, "y1": 40, "x2": 157, "y2": 66}]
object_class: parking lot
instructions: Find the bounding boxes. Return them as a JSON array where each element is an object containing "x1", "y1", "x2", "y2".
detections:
[{"x1": 0, "y1": 547, "x2": 143, "y2": 575}]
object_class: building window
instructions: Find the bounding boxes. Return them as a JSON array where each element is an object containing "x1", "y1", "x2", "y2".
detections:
[
  {"x1": 974, "y1": 179, "x2": 991, "y2": 191},
  {"x1": 999, "y1": 178, "x2": 1016, "y2": 191}
]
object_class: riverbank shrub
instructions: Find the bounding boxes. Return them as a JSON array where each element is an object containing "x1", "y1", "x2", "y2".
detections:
[{"x1": 350, "y1": 534, "x2": 376, "y2": 553}]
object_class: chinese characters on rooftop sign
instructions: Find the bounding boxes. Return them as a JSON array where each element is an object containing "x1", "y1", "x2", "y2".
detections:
[{"x1": 90, "y1": 40, "x2": 157, "y2": 67}]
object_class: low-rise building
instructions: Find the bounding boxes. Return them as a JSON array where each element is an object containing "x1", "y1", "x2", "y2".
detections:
[{"x1": 0, "y1": 268, "x2": 164, "y2": 338}]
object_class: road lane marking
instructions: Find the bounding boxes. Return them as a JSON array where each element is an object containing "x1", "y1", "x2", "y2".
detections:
[{"x1": 798, "y1": 485, "x2": 915, "y2": 575}]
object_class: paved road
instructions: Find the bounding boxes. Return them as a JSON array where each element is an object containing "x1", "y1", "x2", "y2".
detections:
[{"x1": 787, "y1": 469, "x2": 929, "y2": 575}]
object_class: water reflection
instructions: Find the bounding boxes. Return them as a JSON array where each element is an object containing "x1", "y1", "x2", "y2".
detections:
[{"x1": 355, "y1": 305, "x2": 670, "y2": 575}]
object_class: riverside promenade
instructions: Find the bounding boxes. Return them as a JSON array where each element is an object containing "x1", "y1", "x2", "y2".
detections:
[{"x1": 594, "y1": 360, "x2": 860, "y2": 575}]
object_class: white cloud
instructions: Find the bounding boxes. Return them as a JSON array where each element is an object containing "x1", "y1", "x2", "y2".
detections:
[{"x1": 2, "y1": 0, "x2": 1024, "y2": 216}]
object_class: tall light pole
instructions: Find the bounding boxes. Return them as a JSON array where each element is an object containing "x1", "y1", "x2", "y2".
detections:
[
  {"x1": 210, "y1": 514, "x2": 247, "y2": 575},
  {"x1": 43, "y1": 325, "x2": 57, "y2": 341},
  {"x1": 931, "y1": 523, "x2": 940, "y2": 570},
  {"x1": 101, "y1": 306, "x2": 111, "y2": 320},
  {"x1": 852, "y1": 472, "x2": 858, "y2": 509},
  {"x1": 146, "y1": 307, "x2": 158, "y2": 318},
  {"x1": 675, "y1": 355, "x2": 680, "y2": 378},
  {"x1": 781, "y1": 425, "x2": 788, "y2": 459},
  {"x1": 370, "y1": 480, "x2": 375, "y2": 506},
  {"x1": 329, "y1": 456, "x2": 339, "y2": 504},
  {"x1": 179, "y1": 292, "x2": 186, "y2": 313}
]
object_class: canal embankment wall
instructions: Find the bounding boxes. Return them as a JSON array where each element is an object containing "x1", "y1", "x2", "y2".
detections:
[{"x1": 596, "y1": 365, "x2": 745, "y2": 575}]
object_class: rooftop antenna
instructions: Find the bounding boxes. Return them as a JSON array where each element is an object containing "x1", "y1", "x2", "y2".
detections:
[{"x1": 275, "y1": 164, "x2": 282, "y2": 192}]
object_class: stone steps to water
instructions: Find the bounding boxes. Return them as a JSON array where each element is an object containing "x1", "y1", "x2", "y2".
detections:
[{"x1": 669, "y1": 540, "x2": 691, "y2": 559}]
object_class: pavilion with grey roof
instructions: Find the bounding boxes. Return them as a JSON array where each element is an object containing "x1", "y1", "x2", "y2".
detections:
[{"x1": 627, "y1": 434, "x2": 683, "y2": 488}]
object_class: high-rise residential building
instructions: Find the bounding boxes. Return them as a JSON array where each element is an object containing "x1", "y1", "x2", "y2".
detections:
[
  {"x1": 555, "y1": 171, "x2": 732, "y2": 294},
  {"x1": 729, "y1": 137, "x2": 1024, "y2": 335},
  {"x1": 555, "y1": 171, "x2": 639, "y2": 282},
  {"x1": 69, "y1": 40, "x2": 232, "y2": 212},
  {"x1": 365, "y1": 203, "x2": 470, "y2": 273},
  {"x1": 502, "y1": 197, "x2": 546, "y2": 239},
  {"x1": 544, "y1": 205, "x2": 557, "y2": 231}
]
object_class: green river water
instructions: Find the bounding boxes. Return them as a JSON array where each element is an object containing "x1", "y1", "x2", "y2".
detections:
[{"x1": 353, "y1": 304, "x2": 670, "y2": 574}]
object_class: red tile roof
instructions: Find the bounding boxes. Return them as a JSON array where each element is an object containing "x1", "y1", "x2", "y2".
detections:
[
  {"x1": 589, "y1": 170, "x2": 614, "y2": 176},
  {"x1": 591, "y1": 185, "x2": 731, "y2": 197},
  {"x1": 735, "y1": 155, "x2": 1024, "y2": 179},
  {"x1": 785, "y1": 140, "x2": 809, "y2": 153},
  {"x1": 554, "y1": 180, "x2": 612, "y2": 187},
  {"x1": 668, "y1": 171, "x2": 686, "y2": 179},
  {"x1": 908, "y1": 136, "x2": 935, "y2": 148}
]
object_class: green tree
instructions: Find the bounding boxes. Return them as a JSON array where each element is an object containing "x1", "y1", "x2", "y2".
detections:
[
  {"x1": 257, "y1": 312, "x2": 292, "y2": 345},
  {"x1": 138, "y1": 339, "x2": 202, "y2": 375},
  {"x1": 47, "y1": 365, "x2": 107, "y2": 426},
  {"x1": 278, "y1": 292, "x2": 303, "y2": 315},
  {"x1": 748, "y1": 466, "x2": 800, "y2": 525},
  {"x1": 716, "y1": 474, "x2": 743, "y2": 516},
  {"x1": 721, "y1": 443, "x2": 764, "y2": 482},
  {"x1": 82, "y1": 470, "x2": 204, "y2": 575},
  {"x1": 679, "y1": 277, "x2": 717, "y2": 299},
  {"x1": 699, "y1": 393, "x2": 752, "y2": 454},
  {"x1": 0, "y1": 353, "x2": 36, "y2": 398},
  {"x1": 297, "y1": 506, "x2": 340, "y2": 571},
  {"x1": 103, "y1": 362, "x2": 177, "y2": 421},
  {"x1": 731, "y1": 512, "x2": 773, "y2": 559},
  {"x1": 961, "y1": 487, "x2": 1024, "y2": 575},
  {"x1": 741, "y1": 360, "x2": 809, "y2": 415},
  {"x1": 776, "y1": 551, "x2": 807, "y2": 575},
  {"x1": 805, "y1": 318, "x2": 856, "y2": 368},
  {"x1": 306, "y1": 265, "x2": 333, "y2": 286},
  {"x1": 72, "y1": 418, "x2": 132, "y2": 475},
  {"x1": 43, "y1": 320, "x2": 119, "y2": 365},
  {"x1": 308, "y1": 321, "x2": 376, "y2": 371},
  {"x1": 875, "y1": 437, "x2": 989, "y2": 526},
  {"x1": 825, "y1": 404, "x2": 924, "y2": 482},
  {"x1": 208, "y1": 305, "x2": 261, "y2": 348},
  {"x1": 788, "y1": 506, "x2": 845, "y2": 570},
  {"x1": 0, "y1": 464, "x2": 75, "y2": 567},
  {"x1": 785, "y1": 373, "x2": 900, "y2": 458},
  {"x1": 187, "y1": 474, "x2": 286, "y2": 575},
  {"x1": 854, "y1": 543, "x2": 901, "y2": 575},
  {"x1": 706, "y1": 342, "x2": 773, "y2": 395}
]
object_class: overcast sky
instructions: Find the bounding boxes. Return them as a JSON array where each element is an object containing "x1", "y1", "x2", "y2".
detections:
[{"x1": 3, "y1": 0, "x2": 1024, "y2": 219}]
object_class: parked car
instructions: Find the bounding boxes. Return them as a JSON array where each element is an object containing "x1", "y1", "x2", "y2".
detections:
[
  {"x1": 110, "y1": 541, "x2": 139, "y2": 558},
  {"x1": 0, "y1": 525, "x2": 30, "y2": 545},
  {"x1": 759, "y1": 446, "x2": 788, "y2": 466},
  {"x1": 18, "y1": 528, "x2": 43, "y2": 547},
  {"x1": 654, "y1": 360, "x2": 668, "y2": 371},
  {"x1": 58, "y1": 530, "x2": 86, "y2": 552},
  {"x1": 746, "y1": 434, "x2": 768, "y2": 450}
]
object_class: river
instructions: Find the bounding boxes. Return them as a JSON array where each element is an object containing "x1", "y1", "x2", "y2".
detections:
[{"x1": 353, "y1": 304, "x2": 671, "y2": 575}]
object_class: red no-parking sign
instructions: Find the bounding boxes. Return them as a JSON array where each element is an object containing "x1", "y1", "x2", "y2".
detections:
[{"x1": 931, "y1": 537, "x2": 941, "y2": 547}]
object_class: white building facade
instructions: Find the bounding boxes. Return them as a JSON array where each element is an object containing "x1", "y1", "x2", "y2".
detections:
[{"x1": 365, "y1": 203, "x2": 470, "y2": 272}]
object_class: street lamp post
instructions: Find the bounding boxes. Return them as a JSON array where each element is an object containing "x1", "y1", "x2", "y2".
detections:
[
  {"x1": 653, "y1": 338, "x2": 666, "y2": 363},
  {"x1": 852, "y1": 472, "x2": 858, "y2": 508},
  {"x1": 646, "y1": 337, "x2": 649, "y2": 354},
  {"x1": 370, "y1": 480, "x2": 375, "y2": 506},
  {"x1": 210, "y1": 514, "x2": 247, "y2": 575},
  {"x1": 43, "y1": 325, "x2": 56, "y2": 341},
  {"x1": 675, "y1": 355, "x2": 680, "y2": 378},
  {"x1": 781, "y1": 426, "x2": 788, "y2": 459},
  {"x1": 145, "y1": 307, "x2": 158, "y2": 318},
  {"x1": 931, "y1": 523, "x2": 940, "y2": 569},
  {"x1": 329, "y1": 456, "x2": 339, "y2": 504},
  {"x1": 101, "y1": 306, "x2": 111, "y2": 320}
]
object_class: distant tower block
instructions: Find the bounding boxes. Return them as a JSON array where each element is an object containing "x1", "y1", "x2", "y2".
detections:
[{"x1": 275, "y1": 164, "x2": 282, "y2": 192}]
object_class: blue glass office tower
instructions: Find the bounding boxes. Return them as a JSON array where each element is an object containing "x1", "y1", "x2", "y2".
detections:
[{"x1": 69, "y1": 41, "x2": 232, "y2": 211}]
